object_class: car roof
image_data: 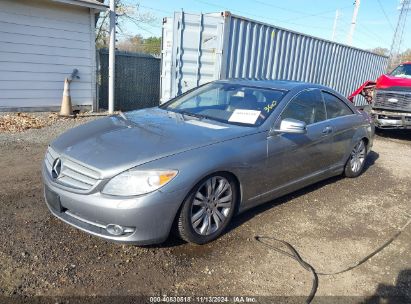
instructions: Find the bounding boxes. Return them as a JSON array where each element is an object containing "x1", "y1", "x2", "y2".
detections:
[{"x1": 216, "y1": 78, "x2": 329, "y2": 91}]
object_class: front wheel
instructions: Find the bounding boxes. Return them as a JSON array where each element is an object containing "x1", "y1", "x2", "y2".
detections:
[
  {"x1": 176, "y1": 173, "x2": 237, "y2": 244},
  {"x1": 344, "y1": 139, "x2": 367, "y2": 178}
]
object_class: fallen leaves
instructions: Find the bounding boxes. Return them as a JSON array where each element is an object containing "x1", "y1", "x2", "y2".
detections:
[{"x1": 0, "y1": 113, "x2": 60, "y2": 133}]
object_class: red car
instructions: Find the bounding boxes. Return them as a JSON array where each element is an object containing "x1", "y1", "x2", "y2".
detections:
[{"x1": 349, "y1": 62, "x2": 411, "y2": 129}]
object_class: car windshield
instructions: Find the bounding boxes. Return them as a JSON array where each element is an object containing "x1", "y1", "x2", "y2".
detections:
[
  {"x1": 390, "y1": 64, "x2": 411, "y2": 78},
  {"x1": 161, "y1": 83, "x2": 287, "y2": 126}
]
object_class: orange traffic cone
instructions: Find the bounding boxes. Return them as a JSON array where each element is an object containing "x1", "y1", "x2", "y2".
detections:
[{"x1": 59, "y1": 77, "x2": 74, "y2": 117}]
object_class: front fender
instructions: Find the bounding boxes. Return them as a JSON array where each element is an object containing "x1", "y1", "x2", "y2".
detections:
[{"x1": 136, "y1": 132, "x2": 268, "y2": 205}]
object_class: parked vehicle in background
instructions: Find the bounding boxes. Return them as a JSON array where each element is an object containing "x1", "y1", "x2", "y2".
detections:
[
  {"x1": 349, "y1": 62, "x2": 411, "y2": 129},
  {"x1": 43, "y1": 80, "x2": 374, "y2": 245}
]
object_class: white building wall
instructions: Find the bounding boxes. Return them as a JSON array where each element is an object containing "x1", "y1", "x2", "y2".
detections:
[{"x1": 0, "y1": 0, "x2": 96, "y2": 111}]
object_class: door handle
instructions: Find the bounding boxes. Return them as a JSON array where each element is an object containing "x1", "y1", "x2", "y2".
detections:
[{"x1": 322, "y1": 126, "x2": 333, "y2": 135}]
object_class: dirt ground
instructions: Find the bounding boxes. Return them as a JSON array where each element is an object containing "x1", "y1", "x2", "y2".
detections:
[{"x1": 0, "y1": 118, "x2": 410, "y2": 303}]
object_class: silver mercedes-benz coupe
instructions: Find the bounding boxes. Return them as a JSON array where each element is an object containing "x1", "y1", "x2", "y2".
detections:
[{"x1": 42, "y1": 80, "x2": 374, "y2": 245}]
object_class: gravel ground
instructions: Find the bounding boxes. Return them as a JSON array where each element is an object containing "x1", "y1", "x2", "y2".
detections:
[{"x1": 0, "y1": 117, "x2": 410, "y2": 303}]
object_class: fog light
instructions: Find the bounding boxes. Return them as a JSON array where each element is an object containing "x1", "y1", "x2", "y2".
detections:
[{"x1": 106, "y1": 224, "x2": 125, "y2": 236}]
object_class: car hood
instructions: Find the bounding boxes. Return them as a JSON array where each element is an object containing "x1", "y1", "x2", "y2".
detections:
[
  {"x1": 51, "y1": 108, "x2": 257, "y2": 177},
  {"x1": 376, "y1": 74, "x2": 411, "y2": 89}
]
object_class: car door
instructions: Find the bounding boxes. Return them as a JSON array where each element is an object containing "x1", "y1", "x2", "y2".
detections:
[
  {"x1": 265, "y1": 89, "x2": 334, "y2": 192},
  {"x1": 322, "y1": 91, "x2": 357, "y2": 166}
]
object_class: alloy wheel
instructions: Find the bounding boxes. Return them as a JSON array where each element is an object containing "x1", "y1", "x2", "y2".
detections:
[
  {"x1": 190, "y1": 176, "x2": 233, "y2": 236},
  {"x1": 350, "y1": 140, "x2": 366, "y2": 173}
]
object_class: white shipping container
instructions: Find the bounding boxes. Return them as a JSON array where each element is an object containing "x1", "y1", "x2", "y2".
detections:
[{"x1": 160, "y1": 11, "x2": 388, "y2": 104}]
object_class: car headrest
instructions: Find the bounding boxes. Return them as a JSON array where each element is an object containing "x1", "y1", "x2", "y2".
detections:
[{"x1": 229, "y1": 94, "x2": 259, "y2": 110}]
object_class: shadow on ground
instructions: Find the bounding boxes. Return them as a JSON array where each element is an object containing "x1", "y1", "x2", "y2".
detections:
[
  {"x1": 227, "y1": 150, "x2": 379, "y2": 234},
  {"x1": 363, "y1": 269, "x2": 411, "y2": 304},
  {"x1": 376, "y1": 129, "x2": 411, "y2": 141}
]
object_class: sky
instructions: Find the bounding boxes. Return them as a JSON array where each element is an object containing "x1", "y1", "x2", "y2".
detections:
[{"x1": 118, "y1": 0, "x2": 411, "y2": 53}]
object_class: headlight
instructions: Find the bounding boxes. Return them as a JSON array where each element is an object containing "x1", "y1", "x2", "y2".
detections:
[{"x1": 102, "y1": 169, "x2": 178, "y2": 196}]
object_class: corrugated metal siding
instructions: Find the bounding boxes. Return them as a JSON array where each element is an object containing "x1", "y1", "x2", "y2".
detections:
[
  {"x1": 161, "y1": 12, "x2": 225, "y2": 102},
  {"x1": 224, "y1": 14, "x2": 388, "y2": 97},
  {"x1": 0, "y1": 0, "x2": 96, "y2": 110},
  {"x1": 161, "y1": 11, "x2": 388, "y2": 104}
]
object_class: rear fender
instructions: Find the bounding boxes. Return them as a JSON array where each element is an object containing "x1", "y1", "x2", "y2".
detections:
[{"x1": 351, "y1": 126, "x2": 371, "y2": 156}]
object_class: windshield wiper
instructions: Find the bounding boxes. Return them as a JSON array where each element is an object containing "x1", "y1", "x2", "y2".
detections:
[{"x1": 178, "y1": 111, "x2": 207, "y2": 120}]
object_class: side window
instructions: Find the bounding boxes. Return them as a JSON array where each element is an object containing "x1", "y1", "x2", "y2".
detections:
[
  {"x1": 322, "y1": 91, "x2": 354, "y2": 119},
  {"x1": 280, "y1": 89, "x2": 326, "y2": 125}
]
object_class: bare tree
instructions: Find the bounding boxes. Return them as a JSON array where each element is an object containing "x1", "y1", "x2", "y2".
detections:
[
  {"x1": 369, "y1": 47, "x2": 390, "y2": 57},
  {"x1": 400, "y1": 49, "x2": 411, "y2": 63},
  {"x1": 368, "y1": 47, "x2": 411, "y2": 71},
  {"x1": 117, "y1": 35, "x2": 161, "y2": 55},
  {"x1": 95, "y1": 0, "x2": 157, "y2": 49}
]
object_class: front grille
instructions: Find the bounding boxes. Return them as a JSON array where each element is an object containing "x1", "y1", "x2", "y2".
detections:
[
  {"x1": 373, "y1": 90, "x2": 411, "y2": 112},
  {"x1": 45, "y1": 147, "x2": 100, "y2": 191}
]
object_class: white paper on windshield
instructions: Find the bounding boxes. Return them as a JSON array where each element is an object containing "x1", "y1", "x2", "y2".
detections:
[
  {"x1": 186, "y1": 120, "x2": 228, "y2": 129},
  {"x1": 228, "y1": 109, "x2": 261, "y2": 124}
]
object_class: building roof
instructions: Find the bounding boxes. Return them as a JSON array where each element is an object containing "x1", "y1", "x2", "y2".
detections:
[{"x1": 52, "y1": 0, "x2": 108, "y2": 11}]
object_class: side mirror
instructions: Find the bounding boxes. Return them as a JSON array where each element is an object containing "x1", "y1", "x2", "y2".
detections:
[{"x1": 273, "y1": 118, "x2": 307, "y2": 134}]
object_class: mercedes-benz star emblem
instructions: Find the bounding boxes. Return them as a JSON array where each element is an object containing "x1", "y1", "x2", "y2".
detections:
[{"x1": 51, "y1": 158, "x2": 62, "y2": 179}]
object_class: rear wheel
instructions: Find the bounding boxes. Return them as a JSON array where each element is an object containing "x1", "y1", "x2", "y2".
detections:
[
  {"x1": 344, "y1": 139, "x2": 367, "y2": 178},
  {"x1": 177, "y1": 173, "x2": 237, "y2": 244}
]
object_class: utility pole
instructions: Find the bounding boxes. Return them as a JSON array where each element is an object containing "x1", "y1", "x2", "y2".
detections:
[
  {"x1": 331, "y1": 9, "x2": 340, "y2": 41},
  {"x1": 389, "y1": 0, "x2": 411, "y2": 69},
  {"x1": 108, "y1": 0, "x2": 116, "y2": 114},
  {"x1": 347, "y1": 0, "x2": 360, "y2": 46}
]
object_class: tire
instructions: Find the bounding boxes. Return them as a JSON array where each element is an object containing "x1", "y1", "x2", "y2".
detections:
[
  {"x1": 176, "y1": 173, "x2": 238, "y2": 244},
  {"x1": 344, "y1": 139, "x2": 367, "y2": 178}
]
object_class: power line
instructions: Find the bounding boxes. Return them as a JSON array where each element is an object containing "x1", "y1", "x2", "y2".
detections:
[
  {"x1": 191, "y1": 0, "x2": 341, "y2": 31},
  {"x1": 121, "y1": 13, "x2": 160, "y2": 36},
  {"x1": 280, "y1": 6, "x2": 352, "y2": 23},
  {"x1": 138, "y1": 0, "x2": 391, "y2": 49},
  {"x1": 351, "y1": 27, "x2": 390, "y2": 46},
  {"x1": 389, "y1": 0, "x2": 411, "y2": 66},
  {"x1": 333, "y1": 17, "x2": 392, "y2": 47},
  {"x1": 117, "y1": 24, "x2": 158, "y2": 39},
  {"x1": 254, "y1": 1, "x2": 352, "y2": 22},
  {"x1": 331, "y1": 24, "x2": 391, "y2": 49},
  {"x1": 130, "y1": 21, "x2": 158, "y2": 35},
  {"x1": 139, "y1": 4, "x2": 174, "y2": 16},
  {"x1": 139, "y1": 22, "x2": 162, "y2": 29},
  {"x1": 360, "y1": 23, "x2": 391, "y2": 45},
  {"x1": 376, "y1": 0, "x2": 395, "y2": 31},
  {"x1": 251, "y1": 0, "x2": 310, "y2": 14},
  {"x1": 191, "y1": 0, "x2": 230, "y2": 11},
  {"x1": 194, "y1": 0, "x2": 350, "y2": 23},
  {"x1": 249, "y1": 0, "x2": 387, "y2": 47}
]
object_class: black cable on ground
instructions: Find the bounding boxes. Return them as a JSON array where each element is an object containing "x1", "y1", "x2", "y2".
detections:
[{"x1": 254, "y1": 217, "x2": 411, "y2": 304}]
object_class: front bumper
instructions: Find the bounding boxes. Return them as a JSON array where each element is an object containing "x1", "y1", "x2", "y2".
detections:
[
  {"x1": 371, "y1": 109, "x2": 411, "y2": 129},
  {"x1": 42, "y1": 165, "x2": 187, "y2": 245}
]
